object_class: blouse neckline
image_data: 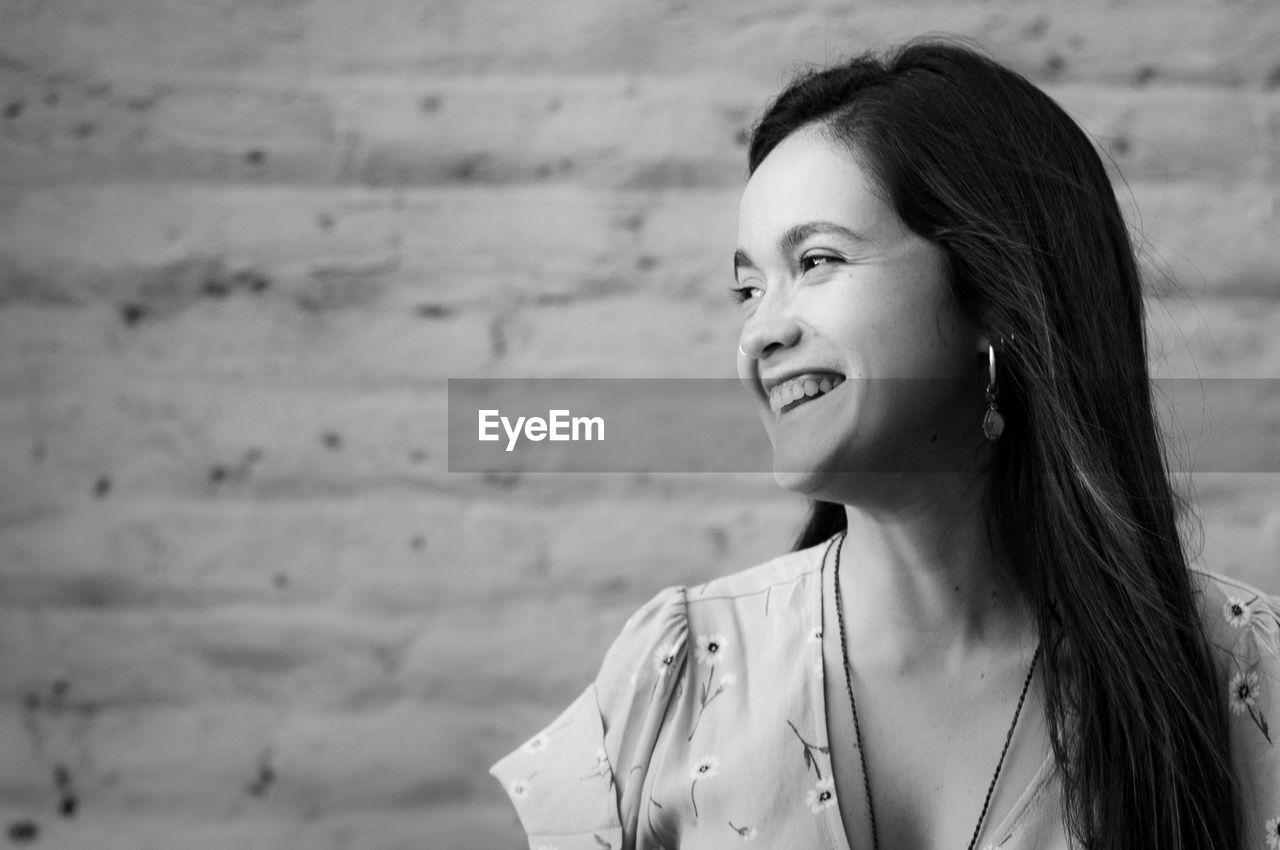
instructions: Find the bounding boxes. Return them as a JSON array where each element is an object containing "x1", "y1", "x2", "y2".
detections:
[{"x1": 808, "y1": 534, "x2": 1058, "y2": 850}]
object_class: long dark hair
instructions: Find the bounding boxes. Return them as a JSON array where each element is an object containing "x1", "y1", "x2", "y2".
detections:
[{"x1": 750, "y1": 39, "x2": 1235, "y2": 850}]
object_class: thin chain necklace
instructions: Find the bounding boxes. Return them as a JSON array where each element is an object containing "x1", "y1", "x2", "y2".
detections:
[{"x1": 830, "y1": 531, "x2": 1041, "y2": 850}]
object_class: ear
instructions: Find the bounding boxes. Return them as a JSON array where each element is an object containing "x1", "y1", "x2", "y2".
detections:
[{"x1": 977, "y1": 332, "x2": 1015, "y2": 354}]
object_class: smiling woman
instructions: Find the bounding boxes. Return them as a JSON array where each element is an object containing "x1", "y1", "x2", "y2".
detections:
[
  {"x1": 734, "y1": 127, "x2": 980, "y2": 488},
  {"x1": 489, "y1": 37, "x2": 1280, "y2": 850}
]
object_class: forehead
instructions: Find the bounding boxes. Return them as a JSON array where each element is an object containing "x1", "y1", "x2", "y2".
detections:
[{"x1": 738, "y1": 127, "x2": 899, "y2": 245}]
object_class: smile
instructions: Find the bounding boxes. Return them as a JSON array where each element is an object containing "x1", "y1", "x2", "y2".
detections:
[{"x1": 768, "y1": 373, "x2": 846, "y2": 416}]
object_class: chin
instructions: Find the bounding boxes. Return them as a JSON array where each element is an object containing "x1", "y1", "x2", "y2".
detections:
[
  {"x1": 770, "y1": 452, "x2": 853, "y2": 497},
  {"x1": 769, "y1": 439, "x2": 914, "y2": 500},
  {"x1": 771, "y1": 467, "x2": 826, "y2": 495}
]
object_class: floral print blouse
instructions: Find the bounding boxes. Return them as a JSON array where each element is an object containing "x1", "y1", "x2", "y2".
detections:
[{"x1": 490, "y1": 535, "x2": 1280, "y2": 849}]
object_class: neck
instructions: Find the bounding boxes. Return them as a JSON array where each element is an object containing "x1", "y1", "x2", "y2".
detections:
[{"x1": 835, "y1": 473, "x2": 1033, "y2": 671}]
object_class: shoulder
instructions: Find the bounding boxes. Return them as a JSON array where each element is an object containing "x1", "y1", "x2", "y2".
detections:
[
  {"x1": 1191, "y1": 566, "x2": 1277, "y2": 609},
  {"x1": 600, "y1": 534, "x2": 836, "y2": 690},
  {"x1": 1189, "y1": 567, "x2": 1280, "y2": 699},
  {"x1": 487, "y1": 586, "x2": 689, "y2": 845},
  {"x1": 1190, "y1": 567, "x2": 1280, "y2": 659},
  {"x1": 488, "y1": 535, "x2": 840, "y2": 845},
  {"x1": 1190, "y1": 568, "x2": 1280, "y2": 844},
  {"x1": 686, "y1": 533, "x2": 836, "y2": 603}
]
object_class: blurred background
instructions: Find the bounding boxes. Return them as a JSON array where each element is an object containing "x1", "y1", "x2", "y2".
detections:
[{"x1": 1, "y1": 1, "x2": 1279, "y2": 848}]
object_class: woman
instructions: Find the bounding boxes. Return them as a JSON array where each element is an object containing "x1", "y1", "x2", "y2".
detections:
[{"x1": 490, "y1": 39, "x2": 1280, "y2": 850}]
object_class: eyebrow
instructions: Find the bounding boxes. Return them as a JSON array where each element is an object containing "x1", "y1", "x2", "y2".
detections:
[{"x1": 733, "y1": 220, "x2": 867, "y2": 276}]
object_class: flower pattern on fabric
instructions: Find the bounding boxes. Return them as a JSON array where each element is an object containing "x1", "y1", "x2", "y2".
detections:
[
  {"x1": 645, "y1": 796, "x2": 665, "y2": 842},
  {"x1": 805, "y1": 778, "x2": 837, "y2": 814},
  {"x1": 583, "y1": 747, "x2": 614, "y2": 789},
  {"x1": 522, "y1": 732, "x2": 550, "y2": 755},
  {"x1": 1226, "y1": 624, "x2": 1276, "y2": 746},
  {"x1": 688, "y1": 665, "x2": 735, "y2": 741},
  {"x1": 1220, "y1": 586, "x2": 1279, "y2": 750},
  {"x1": 653, "y1": 642, "x2": 680, "y2": 680},
  {"x1": 491, "y1": 552, "x2": 1279, "y2": 850},
  {"x1": 696, "y1": 634, "x2": 730, "y2": 666},
  {"x1": 690, "y1": 755, "x2": 719, "y2": 817},
  {"x1": 786, "y1": 719, "x2": 830, "y2": 780},
  {"x1": 1230, "y1": 671, "x2": 1261, "y2": 715},
  {"x1": 1225, "y1": 596, "x2": 1252, "y2": 629},
  {"x1": 692, "y1": 755, "x2": 720, "y2": 781},
  {"x1": 1224, "y1": 593, "x2": 1280, "y2": 649}
]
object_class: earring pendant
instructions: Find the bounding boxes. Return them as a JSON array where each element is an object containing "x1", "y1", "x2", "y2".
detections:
[
  {"x1": 982, "y1": 405, "x2": 1005, "y2": 441},
  {"x1": 983, "y1": 342, "x2": 1004, "y2": 441}
]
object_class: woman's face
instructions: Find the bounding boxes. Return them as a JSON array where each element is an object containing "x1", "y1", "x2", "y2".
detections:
[{"x1": 734, "y1": 125, "x2": 988, "y2": 498}]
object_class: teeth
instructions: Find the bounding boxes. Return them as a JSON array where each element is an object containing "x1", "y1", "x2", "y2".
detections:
[{"x1": 768, "y1": 373, "x2": 845, "y2": 414}]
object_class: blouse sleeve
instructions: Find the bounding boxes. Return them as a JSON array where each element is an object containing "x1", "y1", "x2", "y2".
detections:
[
  {"x1": 490, "y1": 585, "x2": 689, "y2": 850},
  {"x1": 1220, "y1": 586, "x2": 1280, "y2": 847}
]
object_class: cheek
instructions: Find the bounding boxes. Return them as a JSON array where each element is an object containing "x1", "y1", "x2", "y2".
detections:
[
  {"x1": 855, "y1": 281, "x2": 971, "y2": 378},
  {"x1": 817, "y1": 286, "x2": 949, "y2": 378}
]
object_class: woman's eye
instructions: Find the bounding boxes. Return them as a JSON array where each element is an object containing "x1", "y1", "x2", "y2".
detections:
[
  {"x1": 800, "y1": 254, "x2": 840, "y2": 272},
  {"x1": 728, "y1": 286, "x2": 761, "y2": 305}
]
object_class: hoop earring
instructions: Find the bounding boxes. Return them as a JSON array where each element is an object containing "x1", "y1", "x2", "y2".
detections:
[{"x1": 982, "y1": 343, "x2": 1005, "y2": 441}]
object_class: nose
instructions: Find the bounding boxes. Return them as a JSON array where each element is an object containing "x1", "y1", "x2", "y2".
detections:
[{"x1": 737, "y1": 292, "x2": 802, "y2": 362}]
